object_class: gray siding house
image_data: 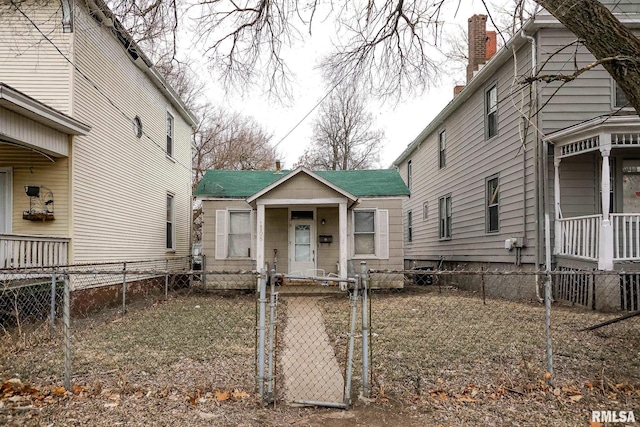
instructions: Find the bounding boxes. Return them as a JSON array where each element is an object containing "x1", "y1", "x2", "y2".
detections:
[{"x1": 393, "y1": 6, "x2": 640, "y2": 311}]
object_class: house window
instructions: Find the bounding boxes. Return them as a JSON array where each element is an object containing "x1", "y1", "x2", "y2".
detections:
[
  {"x1": 407, "y1": 210, "x2": 413, "y2": 242},
  {"x1": 166, "y1": 193, "x2": 174, "y2": 250},
  {"x1": 486, "y1": 84, "x2": 498, "y2": 139},
  {"x1": 438, "y1": 195, "x2": 452, "y2": 239},
  {"x1": 438, "y1": 130, "x2": 446, "y2": 169},
  {"x1": 228, "y1": 211, "x2": 251, "y2": 257},
  {"x1": 486, "y1": 175, "x2": 499, "y2": 233},
  {"x1": 133, "y1": 116, "x2": 142, "y2": 138},
  {"x1": 423, "y1": 201, "x2": 428, "y2": 220},
  {"x1": 614, "y1": 80, "x2": 630, "y2": 109},
  {"x1": 354, "y1": 210, "x2": 376, "y2": 255},
  {"x1": 407, "y1": 160, "x2": 412, "y2": 189},
  {"x1": 166, "y1": 112, "x2": 174, "y2": 157}
]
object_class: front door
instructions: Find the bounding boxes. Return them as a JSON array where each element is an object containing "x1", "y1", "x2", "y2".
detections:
[
  {"x1": 289, "y1": 210, "x2": 316, "y2": 275},
  {"x1": 0, "y1": 168, "x2": 11, "y2": 233}
]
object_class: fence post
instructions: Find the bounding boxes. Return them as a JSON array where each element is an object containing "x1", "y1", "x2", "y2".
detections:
[
  {"x1": 544, "y1": 271, "x2": 555, "y2": 386},
  {"x1": 63, "y1": 273, "x2": 71, "y2": 390},
  {"x1": 165, "y1": 259, "x2": 169, "y2": 300},
  {"x1": 122, "y1": 262, "x2": 127, "y2": 315},
  {"x1": 257, "y1": 268, "x2": 267, "y2": 399},
  {"x1": 266, "y1": 268, "x2": 277, "y2": 402},
  {"x1": 344, "y1": 274, "x2": 359, "y2": 408},
  {"x1": 50, "y1": 272, "x2": 57, "y2": 338},
  {"x1": 360, "y1": 261, "x2": 370, "y2": 398},
  {"x1": 189, "y1": 255, "x2": 193, "y2": 289}
]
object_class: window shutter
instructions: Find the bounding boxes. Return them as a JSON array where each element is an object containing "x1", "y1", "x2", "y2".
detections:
[
  {"x1": 215, "y1": 210, "x2": 228, "y2": 260},
  {"x1": 378, "y1": 209, "x2": 389, "y2": 259}
]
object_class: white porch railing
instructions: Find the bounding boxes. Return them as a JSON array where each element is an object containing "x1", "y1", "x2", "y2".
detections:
[
  {"x1": 556, "y1": 215, "x2": 601, "y2": 260},
  {"x1": 0, "y1": 234, "x2": 69, "y2": 269},
  {"x1": 612, "y1": 214, "x2": 640, "y2": 261}
]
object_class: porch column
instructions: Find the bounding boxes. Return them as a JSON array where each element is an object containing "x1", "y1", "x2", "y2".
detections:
[
  {"x1": 553, "y1": 158, "x2": 561, "y2": 254},
  {"x1": 339, "y1": 201, "x2": 347, "y2": 279},
  {"x1": 256, "y1": 203, "x2": 265, "y2": 272},
  {"x1": 599, "y1": 148, "x2": 614, "y2": 270}
]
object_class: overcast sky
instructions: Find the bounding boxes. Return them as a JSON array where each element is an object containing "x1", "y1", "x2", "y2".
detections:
[{"x1": 188, "y1": 1, "x2": 514, "y2": 169}]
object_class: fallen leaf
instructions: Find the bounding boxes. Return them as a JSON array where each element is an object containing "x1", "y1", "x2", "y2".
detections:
[
  {"x1": 568, "y1": 394, "x2": 582, "y2": 402},
  {"x1": 186, "y1": 394, "x2": 196, "y2": 405},
  {"x1": 52, "y1": 387, "x2": 67, "y2": 396},
  {"x1": 544, "y1": 372, "x2": 552, "y2": 380},
  {"x1": 72, "y1": 385, "x2": 83, "y2": 394},
  {"x1": 215, "y1": 390, "x2": 229, "y2": 401},
  {"x1": 231, "y1": 390, "x2": 249, "y2": 399},
  {"x1": 589, "y1": 422, "x2": 603, "y2": 427}
]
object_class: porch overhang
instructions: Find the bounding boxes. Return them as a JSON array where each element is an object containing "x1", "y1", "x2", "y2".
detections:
[
  {"x1": 545, "y1": 114, "x2": 640, "y2": 159},
  {"x1": 0, "y1": 83, "x2": 91, "y2": 158}
]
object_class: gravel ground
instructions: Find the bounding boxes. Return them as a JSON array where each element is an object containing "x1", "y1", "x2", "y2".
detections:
[{"x1": 1, "y1": 286, "x2": 639, "y2": 426}]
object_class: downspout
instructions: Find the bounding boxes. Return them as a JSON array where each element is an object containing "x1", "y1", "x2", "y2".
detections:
[{"x1": 521, "y1": 30, "x2": 544, "y2": 302}]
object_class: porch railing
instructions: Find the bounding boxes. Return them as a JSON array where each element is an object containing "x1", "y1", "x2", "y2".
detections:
[
  {"x1": 0, "y1": 234, "x2": 69, "y2": 269},
  {"x1": 556, "y1": 214, "x2": 601, "y2": 261},
  {"x1": 612, "y1": 214, "x2": 640, "y2": 261}
]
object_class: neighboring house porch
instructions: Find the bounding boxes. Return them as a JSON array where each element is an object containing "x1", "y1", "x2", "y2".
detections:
[
  {"x1": 0, "y1": 84, "x2": 90, "y2": 269},
  {"x1": 549, "y1": 114, "x2": 640, "y2": 271}
]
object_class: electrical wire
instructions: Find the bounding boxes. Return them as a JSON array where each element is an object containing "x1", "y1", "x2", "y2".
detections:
[{"x1": 10, "y1": 0, "x2": 193, "y2": 174}]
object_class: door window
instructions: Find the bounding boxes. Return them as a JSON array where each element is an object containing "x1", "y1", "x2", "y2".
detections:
[{"x1": 295, "y1": 224, "x2": 311, "y2": 261}]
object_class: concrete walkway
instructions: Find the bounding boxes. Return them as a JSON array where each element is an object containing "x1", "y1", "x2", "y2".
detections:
[{"x1": 280, "y1": 296, "x2": 345, "y2": 404}]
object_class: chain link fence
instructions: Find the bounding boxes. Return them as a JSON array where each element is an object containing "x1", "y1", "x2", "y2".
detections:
[{"x1": 1, "y1": 263, "x2": 639, "y2": 424}]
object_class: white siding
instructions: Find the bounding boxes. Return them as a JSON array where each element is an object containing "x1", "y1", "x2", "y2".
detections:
[
  {"x1": 67, "y1": 4, "x2": 192, "y2": 263},
  {"x1": 0, "y1": 106, "x2": 69, "y2": 156},
  {"x1": 0, "y1": 3, "x2": 72, "y2": 113}
]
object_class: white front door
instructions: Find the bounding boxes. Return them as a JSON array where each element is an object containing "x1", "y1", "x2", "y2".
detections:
[
  {"x1": 289, "y1": 211, "x2": 316, "y2": 275},
  {"x1": 0, "y1": 168, "x2": 11, "y2": 234}
]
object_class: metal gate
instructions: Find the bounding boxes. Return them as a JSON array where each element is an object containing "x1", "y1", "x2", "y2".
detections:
[{"x1": 255, "y1": 269, "x2": 368, "y2": 408}]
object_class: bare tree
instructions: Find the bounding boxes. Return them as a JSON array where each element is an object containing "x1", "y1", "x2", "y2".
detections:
[
  {"x1": 106, "y1": 0, "x2": 640, "y2": 114},
  {"x1": 296, "y1": 85, "x2": 383, "y2": 171},
  {"x1": 191, "y1": 104, "x2": 278, "y2": 240}
]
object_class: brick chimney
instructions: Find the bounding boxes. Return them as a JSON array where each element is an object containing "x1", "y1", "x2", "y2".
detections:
[
  {"x1": 466, "y1": 14, "x2": 492, "y2": 83},
  {"x1": 453, "y1": 85, "x2": 465, "y2": 97},
  {"x1": 486, "y1": 31, "x2": 497, "y2": 60}
]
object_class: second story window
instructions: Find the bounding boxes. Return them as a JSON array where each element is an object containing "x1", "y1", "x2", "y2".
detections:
[
  {"x1": 407, "y1": 160, "x2": 412, "y2": 189},
  {"x1": 166, "y1": 112, "x2": 174, "y2": 157},
  {"x1": 486, "y1": 84, "x2": 498, "y2": 139},
  {"x1": 407, "y1": 210, "x2": 413, "y2": 242},
  {"x1": 614, "y1": 80, "x2": 630, "y2": 109},
  {"x1": 438, "y1": 129, "x2": 446, "y2": 169}
]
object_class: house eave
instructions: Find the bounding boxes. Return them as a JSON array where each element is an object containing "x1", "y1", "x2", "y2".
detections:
[
  {"x1": 87, "y1": 0, "x2": 198, "y2": 128},
  {"x1": 0, "y1": 83, "x2": 91, "y2": 135}
]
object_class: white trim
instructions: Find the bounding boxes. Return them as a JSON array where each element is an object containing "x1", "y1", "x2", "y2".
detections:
[
  {"x1": 0, "y1": 84, "x2": 90, "y2": 135},
  {"x1": 339, "y1": 202, "x2": 347, "y2": 278},
  {"x1": 226, "y1": 208, "x2": 253, "y2": 259},
  {"x1": 257, "y1": 204, "x2": 265, "y2": 270},
  {"x1": 257, "y1": 198, "x2": 348, "y2": 206},
  {"x1": 166, "y1": 192, "x2": 175, "y2": 251},
  {"x1": 288, "y1": 208, "x2": 317, "y2": 274},
  {"x1": 0, "y1": 167, "x2": 12, "y2": 234},
  {"x1": 247, "y1": 166, "x2": 357, "y2": 204}
]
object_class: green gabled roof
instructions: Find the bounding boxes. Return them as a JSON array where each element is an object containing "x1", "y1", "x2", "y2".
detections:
[{"x1": 194, "y1": 168, "x2": 410, "y2": 198}]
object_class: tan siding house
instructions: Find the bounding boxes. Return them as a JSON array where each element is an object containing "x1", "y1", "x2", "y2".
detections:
[
  {"x1": 195, "y1": 167, "x2": 409, "y2": 288},
  {"x1": 394, "y1": 8, "x2": 640, "y2": 311},
  {"x1": 0, "y1": 1, "x2": 197, "y2": 271}
]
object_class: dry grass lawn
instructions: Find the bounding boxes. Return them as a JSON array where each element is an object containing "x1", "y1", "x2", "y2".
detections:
[{"x1": 0, "y1": 285, "x2": 638, "y2": 426}]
